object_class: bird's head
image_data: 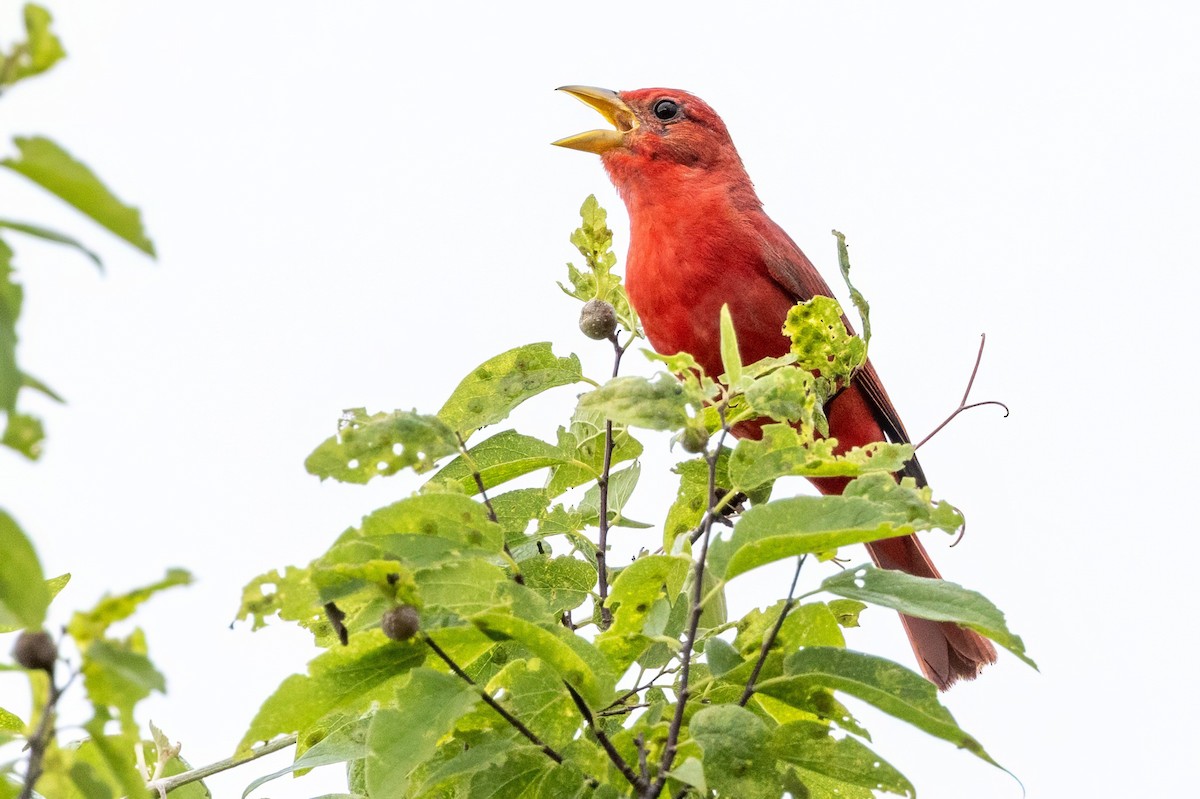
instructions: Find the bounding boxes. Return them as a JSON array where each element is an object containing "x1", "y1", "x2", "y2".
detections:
[{"x1": 553, "y1": 86, "x2": 748, "y2": 191}]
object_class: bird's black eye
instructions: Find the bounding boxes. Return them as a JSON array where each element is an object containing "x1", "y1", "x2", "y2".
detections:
[{"x1": 653, "y1": 99, "x2": 681, "y2": 121}]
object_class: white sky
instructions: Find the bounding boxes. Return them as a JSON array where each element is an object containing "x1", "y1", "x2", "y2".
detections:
[{"x1": 2, "y1": 2, "x2": 1198, "y2": 797}]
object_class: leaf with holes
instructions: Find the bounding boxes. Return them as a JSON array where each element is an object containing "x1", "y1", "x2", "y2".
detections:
[{"x1": 306, "y1": 408, "x2": 459, "y2": 484}]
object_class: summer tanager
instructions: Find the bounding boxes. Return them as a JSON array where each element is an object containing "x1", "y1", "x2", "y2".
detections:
[{"x1": 554, "y1": 85, "x2": 996, "y2": 689}]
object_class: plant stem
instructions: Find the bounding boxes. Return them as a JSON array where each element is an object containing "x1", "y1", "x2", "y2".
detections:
[
  {"x1": 144, "y1": 735, "x2": 297, "y2": 797},
  {"x1": 564, "y1": 681, "x2": 645, "y2": 793},
  {"x1": 595, "y1": 332, "x2": 627, "y2": 630},
  {"x1": 914, "y1": 333, "x2": 1009, "y2": 451},
  {"x1": 423, "y1": 634, "x2": 598, "y2": 786},
  {"x1": 19, "y1": 666, "x2": 65, "y2": 799},
  {"x1": 739, "y1": 555, "x2": 806, "y2": 706},
  {"x1": 647, "y1": 413, "x2": 729, "y2": 798},
  {"x1": 456, "y1": 432, "x2": 524, "y2": 584}
]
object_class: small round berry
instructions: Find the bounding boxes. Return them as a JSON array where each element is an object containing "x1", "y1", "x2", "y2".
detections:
[
  {"x1": 381, "y1": 605, "x2": 421, "y2": 641},
  {"x1": 579, "y1": 299, "x2": 618, "y2": 340},
  {"x1": 680, "y1": 425, "x2": 710, "y2": 454},
  {"x1": 13, "y1": 629, "x2": 57, "y2": 672}
]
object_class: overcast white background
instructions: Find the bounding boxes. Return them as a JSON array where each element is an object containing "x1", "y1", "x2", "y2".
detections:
[{"x1": 2, "y1": 2, "x2": 1198, "y2": 797}]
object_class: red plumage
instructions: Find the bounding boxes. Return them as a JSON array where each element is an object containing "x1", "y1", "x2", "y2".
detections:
[{"x1": 557, "y1": 86, "x2": 996, "y2": 689}]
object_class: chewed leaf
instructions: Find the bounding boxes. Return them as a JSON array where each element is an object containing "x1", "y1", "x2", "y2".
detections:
[
  {"x1": 438, "y1": 343, "x2": 583, "y2": 436},
  {"x1": 306, "y1": 408, "x2": 459, "y2": 484},
  {"x1": 560, "y1": 195, "x2": 637, "y2": 332},
  {"x1": 577, "y1": 374, "x2": 695, "y2": 431},
  {"x1": 784, "y1": 296, "x2": 865, "y2": 382},
  {"x1": 729, "y1": 423, "x2": 914, "y2": 492}
]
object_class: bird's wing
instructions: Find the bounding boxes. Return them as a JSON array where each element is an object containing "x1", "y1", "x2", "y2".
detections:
[{"x1": 757, "y1": 223, "x2": 928, "y2": 485}]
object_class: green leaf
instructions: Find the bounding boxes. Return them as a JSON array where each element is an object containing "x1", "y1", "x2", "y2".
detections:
[
  {"x1": 520, "y1": 556, "x2": 595, "y2": 615},
  {"x1": 773, "y1": 720, "x2": 913, "y2": 798},
  {"x1": 578, "y1": 462, "x2": 647, "y2": 528},
  {"x1": 760, "y1": 647, "x2": 1000, "y2": 766},
  {"x1": 487, "y1": 658, "x2": 580, "y2": 749},
  {"x1": 0, "y1": 706, "x2": 22, "y2": 732},
  {"x1": 438, "y1": 343, "x2": 583, "y2": 436},
  {"x1": 729, "y1": 423, "x2": 914, "y2": 492},
  {"x1": 68, "y1": 568, "x2": 192, "y2": 646},
  {"x1": 833, "y1": 230, "x2": 871, "y2": 346},
  {"x1": 0, "y1": 4, "x2": 66, "y2": 87},
  {"x1": 0, "y1": 238, "x2": 22, "y2": 412},
  {"x1": 434, "y1": 430, "x2": 572, "y2": 493},
  {"x1": 784, "y1": 296, "x2": 864, "y2": 382},
  {"x1": 544, "y1": 407, "x2": 641, "y2": 497},
  {"x1": 241, "y1": 716, "x2": 369, "y2": 798},
  {"x1": 0, "y1": 219, "x2": 103, "y2": 269},
  {"x1": 576, "y1": 374, "x2": 693, "y2": 431},
  {"x1": 820, "y1": 565, "x2": 1035, "y2": 667},
  {"x1": 689, "y1": 705, "x2": 779, "y2": 798},
  {"x1": 416, "y1": 558, "x2": 509, "y2": 617},
  {"x1": 0, "y1": 509, "x2": 49, "y2": 629},
  {"x1": 704, "y1": 637, "x2": 743, "y2": 677},
  {"x1": 559, "y1": 195, "x2": 637, "y2": 332},
  {"x1": 596, "y1": 555, "x2": 691, "y2": 672},
  {"x1": 469, "y1": 613, "x2": 610, "y2": 707},
  {"x1": 81, "y1": 639, "x2": 165, "y2": 725},
  {"x1": 719, "y1": 304, "x2": 743, "y2": 386},
  {"x1": 238, "y1": 631, "x2": 426, "y2": 753},
  {"x1": 365, "y1": 668, "x2": 479, "y2": 797},
  {"x1": 361, "y1": 493, "x2": 503, "y2": 552},
  {"x1": 305, "y1": 408, "x2": 459, "y2": 484},
  {"x1": 734, "y1": 602, "x2": 845, "y2": 658},
  {"x1": 828, "y1": 599, "x2": 867, "y2": 628},
  {"x1": 712, "y1": 473, "x2": 962, "y2": 580},
  {"x1": 2, "y1": 411, "x2": 44, "y2": 460},
  {"x1": 741, "y1": 367, "x2": 824, "y2": 429},
  {"x1": 1, "y1": 137, "x2": 155, "y2": 256}
]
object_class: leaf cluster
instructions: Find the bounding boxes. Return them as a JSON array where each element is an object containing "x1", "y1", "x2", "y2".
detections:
[{"x1": 227, "y1": 198, "x2": 1032, "y2": 798}]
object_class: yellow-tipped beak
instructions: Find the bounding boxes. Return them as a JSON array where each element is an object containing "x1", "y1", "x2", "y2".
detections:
[{"x1": 552, "y1": 85, "x2": 639, "y2": 153}]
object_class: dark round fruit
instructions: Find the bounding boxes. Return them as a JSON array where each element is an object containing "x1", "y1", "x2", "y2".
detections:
[
  {"x1": 579, "y1": 299, "x2": 618, "y2": 340},
  {"x1": 381, "y1": 605, "x2": 420, "y2": 641},
  {"x1": 13, "y1": 629, "x2": 57, "y2": 672}
]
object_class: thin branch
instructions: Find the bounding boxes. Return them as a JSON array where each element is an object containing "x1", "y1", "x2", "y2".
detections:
[
  {"x1": 422, "y1": 635, "x2": 599, "y2": 786},
  {"x1": 145, "y1": 735, "x2": 297, "y2": 797},
  {"x1": 636, "y1": 733, "x2": 650, "y2": 786},
  {"x1": 598, "y1": 702, "x2": 649, "y2": 718},
  {"x1": 595, "y1": 332, "x2": 628, "y2": 630},
  {"x1": 914, "y1": 333, "x2": 1009, "y2": 451},
  {"x1": 564, "y1": 681, "x2": 645, "y2": 793},
  {"x1": 19, "y1": 664, "x2": 69, "y2": 799},
  {"x1": 648, "y1": 412, "x2": 730, "y2": 798},
  {"x1": 456, "y1": 432, "x2": 524, "y2": 585},
  {"x1": 600, "y1": 663, "x2": 680, "y2": 713},
  {"x1": 739, "y1": 556, "x2": 806, "y2": 706}
]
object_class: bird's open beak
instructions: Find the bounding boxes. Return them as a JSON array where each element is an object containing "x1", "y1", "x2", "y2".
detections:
[{"x1": 552, "y1": 86, "x2": 639, "y2": 153}]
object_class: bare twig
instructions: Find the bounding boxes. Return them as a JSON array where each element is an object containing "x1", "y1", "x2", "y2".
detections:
[
  {"x1": 648, "y1": 411, "x2": 731, "y2": 798},
  {"x1": 739, "y1": 556, "x2": 806, "y2": 706},
  {"x1": 914, "y1": 333, "x2": 1009, "y2": 451},
  {"x1": 595, "y1": 332, "x2": 628, "y2": 630},
  {"x1": 144, "y1": 735, "x2": 297, "y2": 797},
  {"x1": 564, "y1": 681, "x2": 645, "y2": 793},
  {"x1": 456, "y1": 432, "x2": 524, "y2": 584},
  {"x1": 601, "y1": 663, "x2": 680, "y2": 713},
  {"x1": 422, "y1": 635, "x2": 598, "y2": 786}
]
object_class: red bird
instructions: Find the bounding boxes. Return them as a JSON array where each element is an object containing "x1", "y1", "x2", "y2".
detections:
[{"x1": 554, "y1": 86, "x2": 996, "y2": 689}]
